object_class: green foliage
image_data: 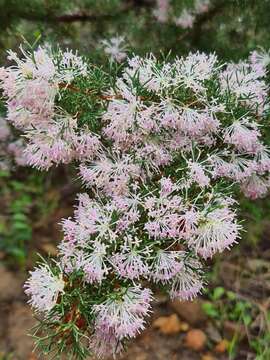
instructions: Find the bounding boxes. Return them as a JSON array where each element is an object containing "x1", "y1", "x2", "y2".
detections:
[
  {"x1": 251, "y1": 332, "x2": 270, "y2": 360},
  {"x1": 0, "y1": 169, "x2": 59, "y2": 267},
  {"x1": 0, "y1": 170, "x2": 33, "y2": 265},
  {"x1": 203, "y1": 287, "x2": 270, "y2": 359}
]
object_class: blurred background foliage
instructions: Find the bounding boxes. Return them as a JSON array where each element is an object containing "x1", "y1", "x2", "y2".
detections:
[{"x1": 1, "y1": 0, "x2": 270, "y2": 62}]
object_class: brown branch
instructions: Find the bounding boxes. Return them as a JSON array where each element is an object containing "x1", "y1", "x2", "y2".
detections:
[
  {"x1": 54, "y1": 13, "x2": 117, "y2": 23},
  {"x1": 59, "y1": 83, "x2": 124, "y2": 101},
  {"x1": 54, "y1": 1, "x2": 154, "y2": 23},
  {"x1": 20, "y1": 1, "x2": 154, "y2": 24}
]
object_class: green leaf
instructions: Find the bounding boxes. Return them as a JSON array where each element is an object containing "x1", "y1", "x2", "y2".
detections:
[
  {"x1": 227, "y1": 291, "x2": 237, "y2": 301},
  {"x1": 202, "y1": 302, "x2": 219, "y2": 318},
  {"x1": 212, "y1": 286, "x2": 225, "y2": 300}
]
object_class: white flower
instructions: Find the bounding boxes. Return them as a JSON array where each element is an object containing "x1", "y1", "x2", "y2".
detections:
[
  {"x1": 93, "y1": 286, "x2": 152, "y2": 340},
  {"x1": 150, "y1": 250, "x2": 184, "y2": 283},
  {"x1": 170, "y1": 257, "x2": 204, "y2": 300},
  {"x1": 83, "y1": 241, "x2": 109, "y2": 283},
  {"x1": 101, "y1": 36, "x2": 127, "y2": 63},
  {"x1": 189, "y1": 206, "x2": 241, "y2": 258},
  {"x1": 24, "y1": 264, "x2": 65, "y2": 313},
  {"x1": 175, "y1": 52, "x2": 219, "y2": 91}
]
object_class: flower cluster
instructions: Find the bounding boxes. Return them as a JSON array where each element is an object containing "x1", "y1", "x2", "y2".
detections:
[
  {"x1": 0, "y1": 45, "x2": 100, "y2": 170},
  {"x1": 1, "y1": 45, "x2": 270, "y2": 359}
]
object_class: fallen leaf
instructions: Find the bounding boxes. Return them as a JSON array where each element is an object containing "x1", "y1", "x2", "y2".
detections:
[
  {"x1": 185, "y1": 329, "x2": 207, "y2": 351},
  {"x1": 153, "y1": 314, "x2": 182, "y2": 334}
]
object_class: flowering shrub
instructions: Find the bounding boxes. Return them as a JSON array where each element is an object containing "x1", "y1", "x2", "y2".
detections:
[{"x1": 1, "y1": 45, "x2": 270, "y2": 359}]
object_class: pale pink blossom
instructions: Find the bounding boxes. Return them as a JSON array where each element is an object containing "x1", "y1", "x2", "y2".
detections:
[
  {"x1": 83, "y1": 241, "x2": 109, "y2": 283},
  {"x1": 101, "y1": 36, "x2": 127, "y2": 62},
  {"x1": 240, "y1": 175, "x2": 269, "y2": 199},
  {"x1": 188, "y1": 161, "x2": 210, "y2": 187},
  {"x1": 93, "y1": 286, "x2": 152, "y2": 340},
  {"x1": 24, "y1": 264, "x2": 64, "y2": 313},
  {"x1": 89, "y1": 327, "x2": 124, "y2": 359},
  {"x1": 224, "y1": 119, "x2": 261, "y2": 154},
  {"x1": 220, "y1": 62, "x2": 268, "y2": 114},
  {"x1": 189, "y1": 206, "x2": 241, "y2": 258},
  {"x1": 111, "y1": 250, "x2": 149, "y2": 280},
  {"x1": 174, "y1": 52, "x2": 219, "y2": 92},
  {"x1": 194, "y1": 0, "x2": 210, "y2": 14},
  {"x1": 150, "y1": 250, "x2": 184, "y2": 283},
  {"x1": 170, "y1": 257, "x2": 204, "y2": 300}
]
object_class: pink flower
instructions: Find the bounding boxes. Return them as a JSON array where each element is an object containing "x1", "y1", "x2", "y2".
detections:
[
  {"x1": 224, "y1": 119, "x2": 261, "y2": 154},
  {"x1": 24, "y1": 264, "x2": 64, "y2": 313},
  {"x1": 74, "y1": 132, "x2": 101, "y2": 160},
  {"x1": 153, "y1": 0, "x2": 170, "y2": 23},
  {"x1": 249, "y1": 49, "x2": 270, "y2": 77},
  {"x1": 144, "y1": 188, "x2": 184, "y2": 239},
  {"x1": 178, "y1": 108, "x2": 220, "y2": 137},
  {"x1": 101, "y1": 36, "x2": 127, "y2": 63},
  {"x1": 194, "y1": 0, "x2": 210, "y2": 14},
  {"x1": 0, "y1": 117, "x2": 11, "y2": 141},
  {"x1": 240, "y1": 175, "x2": 269, "y2": 199},
  {"x1": 80, "y1": 153, "x2": 141, "y2": 196},
  {"x1": 220, "y1": 62, "x2": 268, "y2": 114},
  {"x1": 188, "y1": 161, "x2": 210, "y2": 187},
  {"x1": 83, "y1": 241, "x2": 109, "y2": 283},
  {"x1": 150, "y1": 250, "x2": 184, "y2": 283},
  {"x1": 189, "y1": 205, "x2": 241, "y2": 258},
  {"x1": 89, "y1": 326, "x2": 124, "y2": 359},
  {"x1": 111, "y1": 251, "x2": 149, "y2": 280},
  {"x1": 170, "y1": 257, "x2": 204, "y2": 300},
  {"x1": 93, "y1": 286, "x2": 152, "y2": 340}
]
